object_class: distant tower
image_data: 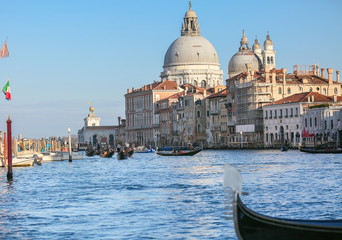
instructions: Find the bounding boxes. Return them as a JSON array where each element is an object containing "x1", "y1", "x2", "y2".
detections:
[
  {"x1": 252, "y1": 37, "x2": 262, "y2": 62},
  {"x1": 84, "y1": 104, "x2": 100, "y2": 127},
  {"x1": 262, "y1": 33, "x2": 276, "y2": 70}
]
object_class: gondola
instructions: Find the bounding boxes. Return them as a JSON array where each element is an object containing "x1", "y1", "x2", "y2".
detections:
[
  {"x1": 300, "y1": 147, "x2": 342, "y2": 154},
  {"x1": 117, "y1": 151, "x2": 128, "y2": 160},
  {"x1": 128, "y1": 149, "x2": 134, "y2": 157},
  {"x1": 100, "y1": 150, "x2": 115, "y2": 158},
  {"x1": 156, "y1": 148, "x2": 201, "y2": 156},
  {"x1": 280, "y1": 145, "x2": 288, "y2": 152},
  {"x1": 86, "y1": 149, "x2": 95, "y2": 157},
  {"x1": 223, "y1": 164, "x2": 342, "y2": 240}
]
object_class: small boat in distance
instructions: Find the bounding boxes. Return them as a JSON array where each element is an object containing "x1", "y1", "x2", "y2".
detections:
[
  {"x1": 86, "y1": 149, "x2": 95, "y2": 157},
  {"x1": 300, "y1": 147, "x2": 342, "y2": 154},
  {"x1": 223, "y1": 164, "x2": 342, "y2": 240},
  {"x1": 100, "y1": 150, "x2": 115, "y2": 158},
  {"x1": 280, "y1": 145, "x2": 288, "y2": 152},
  {"x1": 156, "y1": 148, "x2": 201, "y2": 156},
  {"x1": 117, "y1": 151, "x2": 128, "y2": 160}
]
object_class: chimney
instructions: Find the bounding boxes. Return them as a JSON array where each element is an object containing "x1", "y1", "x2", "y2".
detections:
[
  {"x1": 127, "y1": 89, "x2": 130, "y2": 93},
  {"x1": 321, "y1": 68, "x2": 325, "y2": 78},
  {"x1": 327, "y1": 68, "x2": 333, "y2": 84},
  {"x1": 337, "y1": 70, "x2": 340, "y2": 83},
  {"x1": 118, "y1": 117, "x2": 121, "y2": 126},
  {"x1": 282, "y1": 68, "x2": 287, "y2": 84},
  {"x1": 271, "y1": 68, "x2": 276, "y2": 84},
  {"x1": 265, "y1": 67, "x2": 270, "y2": 83},
  {"x1": 333, "y1": 95, "x2": 337, "y2": 102},
  {"x1": 132, "y1": 87, "x2": 135, "y2": 92},
  {"x1": 311, "y1": 95, "x2": 314, "y2": 102}
]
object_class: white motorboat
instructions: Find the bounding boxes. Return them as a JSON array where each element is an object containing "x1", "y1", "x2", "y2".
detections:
[
  {"x1": 0, "y1": 156, "x2": 37, "y2": 167},
  {"x1": 61, "y1": 151, "x2": 84, "y2": 160},
  {"x1": 42, "y1": 152, "x2": 63, "y2": 162}
]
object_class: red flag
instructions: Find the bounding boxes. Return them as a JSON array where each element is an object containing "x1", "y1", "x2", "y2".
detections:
[{"x1": 0, "y1": 40, "x2": 9, "y2": 58}]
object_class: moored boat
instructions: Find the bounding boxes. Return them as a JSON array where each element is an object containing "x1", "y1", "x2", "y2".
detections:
[
  {"x1": 61, "y1": 152, "x2": 84, "y2": 160},
  {"x1": 0, "y1": 155, "x2": 40, "y2": 167},
  {"x1": 300, "y1": 147, "x2": 342, "y2": 154},
  {"x1": 42, "y1": 152, "x2": 63, "y2": 162},
  {"x1": 135, "y1": 148, "x2": 155, "y2": 153},
  {"x1": 223, "y1": 164, "x2": 342, "y2": 240},
  {"x1": 156, "y1": 148, "x2": 201, "y2": 156},
  {"x1": 86, "y1": 149, "x2": 95, "y2": 157}
]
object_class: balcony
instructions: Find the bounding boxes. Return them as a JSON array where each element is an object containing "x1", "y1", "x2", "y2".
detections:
[{"x1": 210, "y1": 109, "x2": 219, "y2": 115}]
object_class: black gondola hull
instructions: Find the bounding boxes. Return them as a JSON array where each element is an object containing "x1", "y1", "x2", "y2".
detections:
[
  {"x1": 100, "y1": 151, "x2": 115, "y2": 158},
  {"x1": 300, "y1": 147, "x2": 342, "y2": 154},
  {"x1": 156, "y1": 149, "x2": 202, "y2": 156},
  {"x1": 235, "y1": 194, "x2": 342, "y2": 240}
]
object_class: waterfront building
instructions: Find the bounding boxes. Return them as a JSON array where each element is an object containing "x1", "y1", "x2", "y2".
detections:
[
  {"x1": 302, "y1": 101, "x2": 342, "y2": 147},
  {"x1": 156, "y1": 91, "x2": 185, "y2": 147},
  {"x1": 263, "y1": 92, "x2": 342, "y2": 148},
  {"x1": 226, "y1": 33, "x2": 342, "y2": 147},
  {"x1": 160, "y1": 3, "x2": 224, "y2": 88},
  {"x1": 169, "y1": 85, "x2": 224, "y2": 147},
  {"x1": 125, "y1": 80, "x2": 181, "y2": 147},
  {"x1": 206, "y1": 88, "x2": 228, "y2": 147},
  {"x1": 78, "y1": 106, "x2": 125, "y2": 148}
]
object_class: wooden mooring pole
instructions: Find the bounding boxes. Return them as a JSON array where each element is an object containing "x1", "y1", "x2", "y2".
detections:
[
  {"x1": 68, "y1": 128, "x2": 72, "y2": 162},
  {"x1": 7, "y1": 116, "x2": 13, "y2": 181}
]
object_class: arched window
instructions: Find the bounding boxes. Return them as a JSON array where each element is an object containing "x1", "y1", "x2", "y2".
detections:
[
  {"x1": 271, "y1": 56, "x2": 274, "y2": 64},
  {"x1": 309, "y1": 87, "x2": 313, "y2": 92},
  {"x1": 109, "y1": 135, "x2": 114, "y2": 147},
  {"x1": 267, "y1": 56, "x2": 270, "y2": 64},
  {"x1": 334, "y1": 88, "x2": 338, "y2": 94},
  {"x1": 197, "y1": 110, "x2": 201, "y2": 118},
  {"x1": 323, "y1": 88, "x2": 327, "y2": 94},
  {"x1": 93, "y1": 135, "x2": 98, "y2": 147},
  {"x1": 201, "y1": 80, "x2": 206, "y2": 88},
  {"x1": 197, "y1": 124, "x2": 202, "y2": 134},
  {"x1": 193, "y1": 80, "x2": 198, "y2": 86},
  {"x1": 278, "y1": 87, "x2": 282, "y2": 94},
  {"x1": 287, "y1": 88, "x2": 291, "y2": 95}
]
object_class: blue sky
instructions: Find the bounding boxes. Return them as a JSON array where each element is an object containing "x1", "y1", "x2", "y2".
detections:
[{"x1": 0, "y1": 0, "x2": 341, "y2": 138}]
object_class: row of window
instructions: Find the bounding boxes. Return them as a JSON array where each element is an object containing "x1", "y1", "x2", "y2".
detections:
[
  {"x1": 277, "y1": 87, "x2": 338, "y2": 95},
  {"x1": 265, "y1": 107, "x2": 299, "y2": 119},
  {"x1": 304, "y1": 118, "x2": 334, "y2": 130}
]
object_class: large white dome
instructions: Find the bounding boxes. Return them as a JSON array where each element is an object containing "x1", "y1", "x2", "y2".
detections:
[{"x1": 164, "y1": 36, "x2": 219, "y2": 67}]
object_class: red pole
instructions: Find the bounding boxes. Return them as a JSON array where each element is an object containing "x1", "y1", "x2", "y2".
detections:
[
  {"x1": 7, "y1": 116, "x2": 13, "y2": 181},
  {"x1": 4, "y1": 132, "x2": 7, "y2": 167}
]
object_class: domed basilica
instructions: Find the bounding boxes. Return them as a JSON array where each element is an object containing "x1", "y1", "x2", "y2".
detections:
[
  {"x1": 228, "y1": 30, "x2": 276, "y2": 77},
  {"x1": 160, "y1": 2, "x2": 224, "y2": 88}
]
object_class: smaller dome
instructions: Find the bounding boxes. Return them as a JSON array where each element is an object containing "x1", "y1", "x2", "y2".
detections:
[
  {"x1": 252, "y1": 38, "x2": 261, "y2": 51},
  {"x1": 228, "y1": 50, "x2": 260, "y2": 77},
  {"x1": 264, "y1": 34, "x2": 273, "y2": 50},
  {"x1": 185, "y1": 9, "x2": 197, "y2": 18}
]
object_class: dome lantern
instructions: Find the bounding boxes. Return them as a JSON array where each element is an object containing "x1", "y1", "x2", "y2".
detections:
[
  {"x1": 239, "y1": 30, "x2": 250, "y2": 51},
  {"x1": 181, "y1": 1, "x2": 200, "y2": 36}
]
